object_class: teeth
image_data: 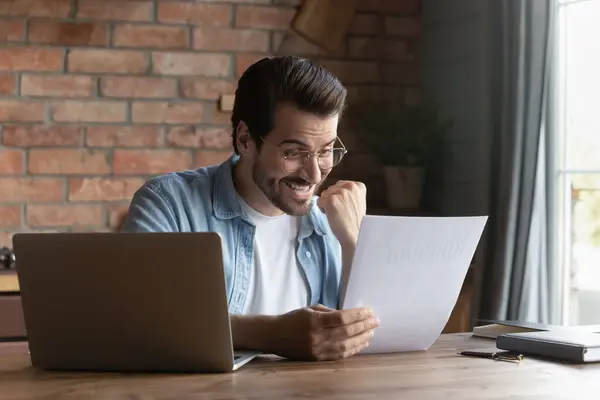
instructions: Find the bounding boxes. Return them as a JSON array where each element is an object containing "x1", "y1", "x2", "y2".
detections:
[{"x1": 285, "y1": 182, "x2": 311, "y2": 192}]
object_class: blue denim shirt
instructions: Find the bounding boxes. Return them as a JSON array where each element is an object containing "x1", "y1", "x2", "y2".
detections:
[{"x1": 120, "y1": 155, "x2": 342, "y2": 314}]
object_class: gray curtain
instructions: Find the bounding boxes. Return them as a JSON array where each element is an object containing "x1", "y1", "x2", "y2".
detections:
[{"x1": 477, "y1": 0, "x2": 556, "y2": 323}]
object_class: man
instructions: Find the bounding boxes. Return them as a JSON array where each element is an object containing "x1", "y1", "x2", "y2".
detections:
[{"x1": 121, "y1": 56, "x2": 379, "y2": 361}]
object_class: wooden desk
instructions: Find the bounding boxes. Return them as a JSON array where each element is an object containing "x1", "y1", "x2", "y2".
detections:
[{"x1": 1, "y1": 334, "x2": 598, "y2": 399}]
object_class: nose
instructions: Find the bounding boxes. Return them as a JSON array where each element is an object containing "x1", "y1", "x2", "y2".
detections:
[{"x1": 300, "y1": 155, "x2": 322, "y2": 184}]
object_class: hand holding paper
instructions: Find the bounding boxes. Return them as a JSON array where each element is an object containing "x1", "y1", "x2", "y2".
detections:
[
  {"x1": 267, "y1": 304, "x2": 379, "y2": 361},
  {"x1": 340, "y1": 215, "x2": 488, "y2": 354}
]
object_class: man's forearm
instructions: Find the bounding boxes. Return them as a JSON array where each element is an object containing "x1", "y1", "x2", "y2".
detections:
[{"x1": 230, "y1": 314, "x2": 277, "y2": 351}]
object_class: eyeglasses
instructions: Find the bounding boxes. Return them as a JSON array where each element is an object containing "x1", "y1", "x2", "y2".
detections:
[{"x1": 261, "y1": 137, "x2": 348, "y2": 173}]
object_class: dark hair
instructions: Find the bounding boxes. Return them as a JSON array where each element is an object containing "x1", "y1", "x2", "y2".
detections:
[{"x1": 231, "y1": 56, "x2": 347, "y2": 154}]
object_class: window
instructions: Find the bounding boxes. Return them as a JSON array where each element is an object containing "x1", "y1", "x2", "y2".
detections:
[{"x1": 556, "y1": 0, "x2": 600, "y2": 325}]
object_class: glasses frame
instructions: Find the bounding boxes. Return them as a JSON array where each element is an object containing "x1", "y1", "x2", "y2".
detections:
[{"x1": 261, "y1": 136, "x2": 348, "y2": 173}]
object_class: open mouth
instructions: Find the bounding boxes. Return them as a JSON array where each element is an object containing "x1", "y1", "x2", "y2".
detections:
[{"x1": 283, "y1": 180, "x2": 313, "y2": 199}]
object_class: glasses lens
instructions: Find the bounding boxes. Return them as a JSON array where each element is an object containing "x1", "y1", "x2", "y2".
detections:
[
  {"x1": 283, "y1": 149, "x2": 347, "y2": 172},
  {"x1": 284, "y1": 157, "x2": 301, "y2": 173},
  {"x1": 319, "y1": 149, "x2": 346, "y2": 169}
]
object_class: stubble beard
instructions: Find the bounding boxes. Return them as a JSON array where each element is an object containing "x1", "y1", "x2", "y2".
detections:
[{"x1": 251, "y1": 161, "x2": 324, "y2": 216}]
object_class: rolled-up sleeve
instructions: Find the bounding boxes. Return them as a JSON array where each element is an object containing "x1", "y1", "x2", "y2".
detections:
[{"x1": 120, "y1": 183, "x2": 179, "y2": 232}]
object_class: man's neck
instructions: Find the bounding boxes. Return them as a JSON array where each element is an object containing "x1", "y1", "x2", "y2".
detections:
[{"x1": 232, "y1": 158, "x2": 284, "y2": 217}]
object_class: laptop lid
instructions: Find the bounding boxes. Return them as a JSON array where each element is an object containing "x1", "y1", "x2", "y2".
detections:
[{"x1": 13, "y1": 232, "x2": 249, "y2": 373}]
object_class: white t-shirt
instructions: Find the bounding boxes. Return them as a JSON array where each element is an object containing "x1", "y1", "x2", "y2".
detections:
[{"x1": 238, "y1": 197, "x2": 309, "y2": 315}]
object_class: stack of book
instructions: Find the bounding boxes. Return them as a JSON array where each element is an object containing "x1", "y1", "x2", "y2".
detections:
[{"x1": 472, "y1": 319, "x2": 600, "y2": 363}]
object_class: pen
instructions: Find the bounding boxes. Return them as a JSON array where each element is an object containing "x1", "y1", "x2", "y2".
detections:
[{"x1": 458, "y1": 350, "x2": 524, "y2": 362}]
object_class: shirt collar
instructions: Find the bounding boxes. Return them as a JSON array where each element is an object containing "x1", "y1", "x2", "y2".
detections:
[{"x1": 212, "y1": 155, "x2": 326, "y2": 237}]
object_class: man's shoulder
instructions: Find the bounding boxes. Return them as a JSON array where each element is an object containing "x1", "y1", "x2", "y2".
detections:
[
  {"x1": 122, "y1": 163, "x2": 224, "y2": 232},
  {"x1": 142, "y1": 164, "x2": 220, "y2": 196},
  {"x1": 130, "y1": 163, "x2": 222, "y2": 215}
]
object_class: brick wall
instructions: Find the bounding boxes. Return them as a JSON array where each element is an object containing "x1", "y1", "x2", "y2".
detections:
[{"x1": 0, "y1": 0, "x2": 421, "y2": 247}]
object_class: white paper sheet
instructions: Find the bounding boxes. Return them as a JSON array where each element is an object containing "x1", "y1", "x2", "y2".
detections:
[{"x1": 340, "y1": 215, "x2": 488, "y2": 354}]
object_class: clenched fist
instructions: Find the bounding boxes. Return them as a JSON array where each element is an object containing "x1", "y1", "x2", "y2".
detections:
[
  {"x1": 270, "y1": 304, "x2": 379, "y2": 361},
  {"x1": 317, "y1": 181, "x2": 367, "y2": 246}
]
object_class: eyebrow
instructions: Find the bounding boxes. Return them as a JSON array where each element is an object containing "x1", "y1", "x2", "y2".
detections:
[{"x1": 278, "y1": 138, "x2": 337, "y2": 148}]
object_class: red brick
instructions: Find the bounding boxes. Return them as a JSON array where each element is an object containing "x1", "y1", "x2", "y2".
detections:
[
  {"x1": 113, "y1": 150, "x2": 192, "y2": 174},
  {"x1": 0, "y1": 150, "x2": 23, "y2": 174},
  {"x1": 158, "y1": 2, "x2": 231, "y2": 26},
  {"x1": 319, "y1": 61, "x2": 379, "y2": 84},
  {"x1": 21, "y1": 75, "x2": 94, "y2": 97},
  {"x1": 348, "y1": 37, "x2": 377, "y2": 59},
  {"x1": 86, "y1": 126, "x2": 162, "y2": 147},
  {"x1": 0, "y1": 100, "x2": 45, "y2": 122},
  {"x1": 236, "y1": 53, "x2": 268, "y2": 77},
  {"x1": 132, "y1": 102, "x2": 204, "y2": 124},
  {"x1": 235, "y1": 6, "x2": 295, "y2": 29},
  {"x1": 180, "y1": 78, "x2": 236, "y2": 100},
  {"x1": 27, "y1": 205, "x2": 103, "y2": 227},
  {"x1": 108, "y1": 205, "x2": 130, "y2": 229},
  {"x1": 194, "y1": 151, "x2": 232, "y2": 167},
  {"x1": 69, "y1": 178, "x2": 145, "y2": 201},
  {"x1": 193, "y1": 28, "x2": 269, "y2": 52},
  {"x1": 0, "y1": 232, "x2": 12, "y2": 247},
  {"x1": 152, "y1": 52, "x2": 230, "y2": 76},
  {"x1": 51, "y1": 101, "x2": 127, "y2": 123},
  {"x1": 0, "y1": 206, "x2": 21, "y2": 227},
  {"x1": 271, "y1": 31, "x2": 285, "y2": 52},
  {"x1": 0, "y1": 74, "x2": 15, "y2": 95},
  {"x1": 357, "y1": 0, "x2": 419, "y2": 14},
  {"x1": 29, "y1": 149, "x2": 110, "y2": 175},
  {"x1": 2, "y1": 125, "x2": 82, "y2": 147},
  {"x1": 381, "y1": 62, "x2": 419, "y2": 84},
  {"x1": 28, "y1": 21, "x2": 107, "y2": 46},
  {"x1": 385, "y1": 17, "x2": 421, "y2": 36},
  {"x1": 0, "y1": 48, "x2": 63, "y2": 72},
  {"x1": 209, "y1": 103, "x2": 232, "y2": 125},
  {"x1": 68, "y1": 49, "x2": 148, "y2": 74},
  {"x1": 346, "y1": 85, "x2": 405, "y2": 105},
  {"x1": 0, "y1": 20, "x2": 24, "y2": 41},
  {"x1": 0, "y1": 178, "x2": 64, "y2": 202},
  {"x1": 380, "y1": 39, "x2": 412, "y2": 60},
  {"x1": 100, "y1": 76, "x2": 177, "y2": 98},
  {"x1": 348, "y1": 13, "x2": 379, "y2": 35},
  {"x1": 349, "y1": 38, "x2": 411, "y2": 60},
  {"x1": 113, "y1": 24, "x2": 188, "y2": 49},
  {"x1": 77, "y1": 1, "x2": 153, "y2": 22},
  {"x1": 275, "y1": 32, "x2": 345, "y2": 57},
  {"x1": 166, "y1": 126, "x2": 231, "y2": 149},
  {"x1": 0, "y1": 0, "x2": 70, "y2": 17}
]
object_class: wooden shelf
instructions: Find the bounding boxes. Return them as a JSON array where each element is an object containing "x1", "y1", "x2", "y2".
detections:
[{"x1": 0, "y1": 271, "x2": 19, "y2": 294}]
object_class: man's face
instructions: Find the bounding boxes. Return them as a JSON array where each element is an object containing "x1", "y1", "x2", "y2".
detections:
[{"x1": 252, "y1": 104, "x2": 339, "y2": 216}]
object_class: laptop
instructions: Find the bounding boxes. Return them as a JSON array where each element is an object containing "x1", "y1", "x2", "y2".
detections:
[{"x1": 12, "y1": 232, "x2": 259, "y2": 373}]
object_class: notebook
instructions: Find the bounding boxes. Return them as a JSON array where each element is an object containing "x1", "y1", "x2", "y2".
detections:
[
  {"x1": 496, "y1": 330, "x2": 600, "y2": 363},
  {"x1": 472, "y1": 320, "x2": 557, "y2": 339}
]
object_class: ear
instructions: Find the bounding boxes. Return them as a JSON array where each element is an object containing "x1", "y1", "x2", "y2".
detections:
[{"x1": 235, "y1": 121, "x2": 254, "y2": 156}]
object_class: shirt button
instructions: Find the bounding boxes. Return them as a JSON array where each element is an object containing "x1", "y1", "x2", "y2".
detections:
[{"x1": 306, "y1": 251, "x2": 311, "y2": 258}]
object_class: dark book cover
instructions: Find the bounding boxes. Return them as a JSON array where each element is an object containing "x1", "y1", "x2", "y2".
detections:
[{"x1": 496, "y1": 330, "x2": 600, "y2": 363}]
